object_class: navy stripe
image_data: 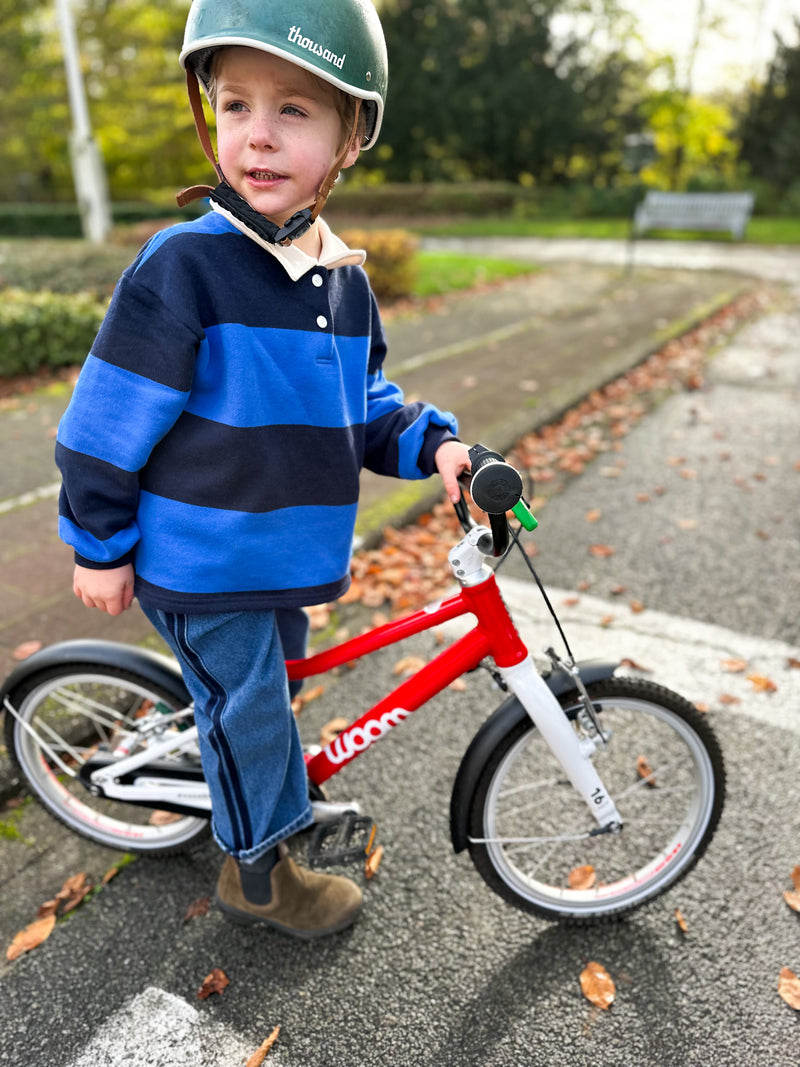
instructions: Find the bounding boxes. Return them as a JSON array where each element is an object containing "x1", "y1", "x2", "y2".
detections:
[
  {"x1": 93, "y1": 274, "x2": 202, "y2": 392},
  {"x1": 130, "y1": 217, "x2": 375, "y2": 337},
  {"x1": 166, "y1": 611, "x2": 252, "y2": 852},
  {"x1": 141, "y1": 417, "x2": 363, "y2": 512},
  {"x1": 56, "y1": 444, "x2": 139, "y2": 540}
]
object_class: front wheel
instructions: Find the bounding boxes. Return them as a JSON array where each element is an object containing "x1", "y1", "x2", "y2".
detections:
[
  {"x1": 467, "y1": 677, "x2": 725, "y2": 923},
  {"x1": 4, "y1": 663, "x2": 210, "y2": 855}
]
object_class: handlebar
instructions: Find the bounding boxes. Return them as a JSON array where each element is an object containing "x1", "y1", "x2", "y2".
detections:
[{"x1": 456, "y1": 444, "x2": 537, "y2": 556}]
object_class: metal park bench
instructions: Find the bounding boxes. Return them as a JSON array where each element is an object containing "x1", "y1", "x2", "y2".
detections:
[
  {"x1": 632, "y1": 191, "x2": 755, "y2": 241},
  {"x1": 627, "y1": 190, "x2": 755, "y2": 270}
]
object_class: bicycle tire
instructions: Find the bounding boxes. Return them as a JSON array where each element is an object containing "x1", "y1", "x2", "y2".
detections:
[
  {"x1": 466, "y1": 677, "x2": 725, "y2": 924},
  {"x1": 4, "y1": 663, "x2": 210, "y2": 855}
]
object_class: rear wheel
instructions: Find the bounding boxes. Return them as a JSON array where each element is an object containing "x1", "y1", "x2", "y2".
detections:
[
  {"x1": 467, "y1": 677, "x2": 725, "y2": 923},
  {"x1": 4, "y1": 664, "x2": 210, "y2": 855}
]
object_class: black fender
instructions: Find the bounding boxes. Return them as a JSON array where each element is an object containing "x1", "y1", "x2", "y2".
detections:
[
  {"x1": 1, "y1": 639, "x2": 190, "y2": 711},
  {"x1": 449, "y1": 659, "x2": 618, "y2": 853}
]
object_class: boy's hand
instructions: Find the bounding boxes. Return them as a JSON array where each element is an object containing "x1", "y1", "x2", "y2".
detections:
[
  {"x1": 73, "y1": 563, "x2": 135, "y2": 616},
  {"x1": 435, "y1": 440, "x2": 472, "y2": 504}
]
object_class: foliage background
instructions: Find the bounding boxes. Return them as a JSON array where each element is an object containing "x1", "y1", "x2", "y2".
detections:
[{"x1": 0, "y1": 0, "x2": 798, "y2": 213}]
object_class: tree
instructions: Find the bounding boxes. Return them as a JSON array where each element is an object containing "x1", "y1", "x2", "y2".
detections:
[
  {"x1": 739, "y1": 20, "x2": 800, "y2": 194},
  {"x1": 364, "y1": 0, "x2": 644, "y2": 186}
]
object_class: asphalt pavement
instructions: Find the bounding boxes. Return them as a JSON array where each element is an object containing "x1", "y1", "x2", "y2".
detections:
[{"x1": 1, "y1": 238, "x2": 799, "y2": 1067}]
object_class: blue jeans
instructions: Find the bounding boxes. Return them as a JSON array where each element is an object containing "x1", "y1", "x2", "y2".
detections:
[{"x1": 141, "y1": 605, "x2": 313, "y2": 862}]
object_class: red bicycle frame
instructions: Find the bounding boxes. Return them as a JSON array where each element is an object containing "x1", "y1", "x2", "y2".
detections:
[{"x1": 290, "y1": 574, "x2": 528, "y2": 785}]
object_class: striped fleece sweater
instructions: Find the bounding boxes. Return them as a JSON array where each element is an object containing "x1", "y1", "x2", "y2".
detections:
[{"x1": 56, "y1": 210, "x2": 458, "y2": 612}]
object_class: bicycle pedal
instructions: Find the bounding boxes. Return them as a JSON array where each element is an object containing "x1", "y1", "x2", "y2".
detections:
[{"x1": 307, "y1": 811, "x2": 377, "y2": 868}]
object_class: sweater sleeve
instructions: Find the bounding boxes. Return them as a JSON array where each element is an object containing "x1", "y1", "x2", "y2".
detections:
[
  {"x1": 56, "y1": 253, "x2": 202, "y2": 569},
  {"x1": 362, "y1": 292, "x2": 459, "y2": 479}
]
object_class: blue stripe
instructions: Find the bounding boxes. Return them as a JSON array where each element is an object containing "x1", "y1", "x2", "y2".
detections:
[
  {"x1": 165, "y1": 612, "x2": 250, "y2": 852},
  {"x1": 365, "y1": 371, "x2": 406, "y2": 424},
  {"x1": 58, "y1": 356, "x2": 189, "y2": 471},
  {"x1": 186, "y1": 325, "x2": 370, "y2": 428},
  {"x1": 397, "y1": 404, "x2": 459, "y2": 479},
  {"x1": 135, "y1": 492, "x2": 356, "y2": 595},
  {"x1": 58, "y1": 514, "x2": 140, "y2": 563}
]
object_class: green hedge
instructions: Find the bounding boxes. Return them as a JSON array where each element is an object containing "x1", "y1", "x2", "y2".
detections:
[{"x1": 0, "y1": 289, "x2": 106, "y2": 377}]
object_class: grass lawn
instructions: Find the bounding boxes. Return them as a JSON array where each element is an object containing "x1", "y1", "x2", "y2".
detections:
[
  {"x1": 413, "y1": 250, "x2": 537, "y2": 297},
  {"x1": 417, "y1": 215, "x2": 800, "y2": 245}
]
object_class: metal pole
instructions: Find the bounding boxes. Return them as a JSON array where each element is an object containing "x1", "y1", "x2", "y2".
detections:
[{"x1": 55, "y1": 0, "x2": 112, "y2": 243}]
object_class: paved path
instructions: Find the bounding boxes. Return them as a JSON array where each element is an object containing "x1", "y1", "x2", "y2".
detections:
[
  {"x1": 422, "y1": 235, "x2": 800, "y2": 285},
  {"x1": 2, "y1": 240, "x2": 799, "y2": 1067}
]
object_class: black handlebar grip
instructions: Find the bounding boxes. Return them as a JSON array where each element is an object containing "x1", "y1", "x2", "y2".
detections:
[{"x1": 467, "y1": 444, "x2": 524, "y2": 515}]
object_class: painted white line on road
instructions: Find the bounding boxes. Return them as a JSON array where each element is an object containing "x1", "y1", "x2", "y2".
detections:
[
  {"x1": 65, "y1": 985, "x2": 280, "y2": 1067},
  {"x1": 0, "y1": 481, "x2": 60, "y2": 515},
  {"x1": 442, "y1": 576, "x2": 800, "y2": 733}
]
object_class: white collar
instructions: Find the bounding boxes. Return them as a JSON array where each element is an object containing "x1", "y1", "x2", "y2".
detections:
[{"x1": 210, "y1": 202, "x2": 366, "y2": 281}]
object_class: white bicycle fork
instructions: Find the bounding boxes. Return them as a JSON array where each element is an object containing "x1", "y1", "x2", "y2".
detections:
[{"x1": 499, "y1": 658, "x2": 623, "y2": 830}]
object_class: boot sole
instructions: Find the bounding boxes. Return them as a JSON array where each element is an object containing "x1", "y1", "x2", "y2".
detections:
[{"x1": 214, "y1": 892, "x2": 362, "y2": 940}]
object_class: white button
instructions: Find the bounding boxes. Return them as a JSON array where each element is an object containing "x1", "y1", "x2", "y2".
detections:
[
  {"x1": 311, "y1": 273, "x2": 323, "y2": 287},
  {"x1": 316, "y1": 315, "x2": 328, "y2": 329}
]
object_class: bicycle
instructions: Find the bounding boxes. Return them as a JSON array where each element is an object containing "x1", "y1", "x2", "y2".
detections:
[{"x1": 1, "y1": 444, "x2": 725, "y2": 924}]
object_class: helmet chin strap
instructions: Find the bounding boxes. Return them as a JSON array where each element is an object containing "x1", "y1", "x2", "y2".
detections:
[{"x1": 177, "y1": 68, "x2": 360, "y2": 246}]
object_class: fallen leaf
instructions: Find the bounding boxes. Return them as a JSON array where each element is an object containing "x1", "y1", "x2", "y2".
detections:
[
  {"x1": 6, "y1": 914, "x2": 57, "y2": 961},
  {"x1": 678, "y1": 468, "x2": 698, "y2": 480},
  {"x1": 245, "y1": 1026, "x2": 281, "y2": 1067},
  {"x1": 319, "y1": 717, "x2": 349, "y2": 746},
  {"x1": 563, "y1": 596, "x2": 580, "y2": 607},
  {"x1": 568, "y1": 865, "x2": 596, "y2": 890},
  {"x1": 306, "y1": 604, "x2": 332, "y2": 631},
  {"x1": 629, "y1": 599, "x2": 645, "y2": 614},
  {"x1": 580, "y1": 961, "x2": 615, "y2": 1010},
  {"x1": 149, "y1": 810, "x2": 183, "y2": 826},
  {"x1": 585, "y1": 508, "x2": 602, "y2": 523},
  {"x1": 365, "y1": 845, "x2": 384, "y2": 880},
  {"x1": 778, "y1": 968, "x2": 800, "y2": 1010},
  {"x1": 792, "y1": 866, "x2": 800, "y2": 891},
  {"x1": 392, "y1": 655, "x2": 427, "y2": 676},
  {"x1": 101, "y1": 866, "x2": 121, "y2": 886},
  {"x1": 695, "y1": 702, "x2": 709, "y2": 713},
  {"x1": 36, "y1": 899, "x2": 59, "y2": 919},
  {"x1": 588, "y1": 544, "x2": 616, "y2": 558},
  {"x1": 636, "y1": 754, "x2": 657, "y2": 787},
  {"x1": 676, "y1": 518, "x2": 697, "y2": 530},
  {"x1": 291, "y1": 684, "x2": 325, "y2": 714},
  {"x1": 183, "y1": 897, "x2": 211, "y2": 924},
  {"x1": 783, "y1": 891, "x2": 800, "y2": 913},
  {"x1": 600, "y1": 615, "x2": 614, "y2": 627},
  {"x1": 448, "y1": 678, "x2": 467, "y2": 692},
  {"x1": 610, "y1": 584, "x2": 627, "y2": 596},
  {"x1": 55, "y1": 871, "x2": 93, "y2": 913},
  {"x1": 747, "y1": 672, "x2": 777, "y2": 693},
  {"x1": 718, "y1": 694, "x2": 741, "y2": 705},
  {"x1": 12, "y1": 640, "x2": 43, "y2": 661},
  {"x1": 721, "y1": 658, "x2": 748, "y2": 673},
  {"x1": 636, "y1": 492, "x2": 651, "y2": 503},
  {"x1": 198, "y1": 967, "x2": 229, "y2": 1000},
  {"x1": 619, "y1": 657, "x2": 651, "y2": 672},
  {"x1": 675, "y1": 908, "x2": 689, "y2": 934},
  {"x1": 788, "y1": 657, "x2": 800, "y2": 670}
]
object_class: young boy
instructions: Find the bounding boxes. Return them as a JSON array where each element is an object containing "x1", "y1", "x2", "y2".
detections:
[{"x1": 56, "y1": 0, "x2": 470, "y2": 939}]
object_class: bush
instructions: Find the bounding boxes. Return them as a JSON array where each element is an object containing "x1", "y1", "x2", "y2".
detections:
[
  {"x1": 0, "y1": 289, "x2": 106, "y2": 377},
  {"x1": 338, "y1": 228, "x2": 419, "y2": 301}
]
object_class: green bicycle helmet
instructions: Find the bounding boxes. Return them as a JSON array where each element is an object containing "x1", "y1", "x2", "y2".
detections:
[{"x1": 180, "y1": 0, "x2": 388, "y2": 149}]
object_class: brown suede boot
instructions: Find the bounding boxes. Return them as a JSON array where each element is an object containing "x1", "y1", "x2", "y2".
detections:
[{"x1": 215, "y1": 852, "x2": 362, "y2": 939}]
